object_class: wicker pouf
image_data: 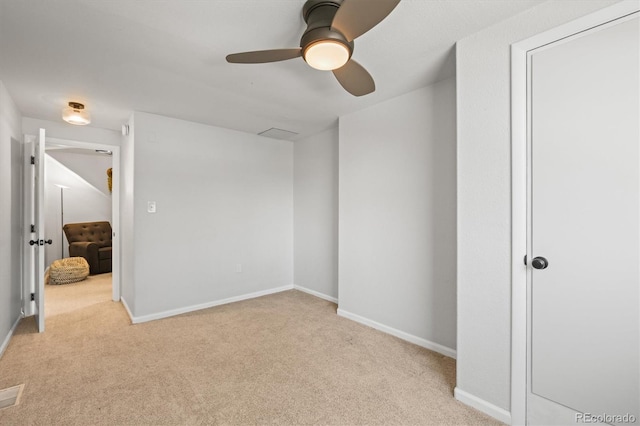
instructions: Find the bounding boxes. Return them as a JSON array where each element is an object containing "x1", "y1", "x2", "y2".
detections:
[{"x1": 49, "y1": 257, "x2": 90, "y2": 285}]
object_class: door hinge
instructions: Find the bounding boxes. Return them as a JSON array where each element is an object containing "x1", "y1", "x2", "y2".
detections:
[
  {"x1": 30, "y1": 224, "x2": 35, "y2": 233},
  {"x1": 30, "y1": 293, "x2": 35, "y2": 301},
  {"x1": 524, "y1": 255, "x2": 527, "y2": 265},
  {"x1": 30, "y1": 155, "x2": 35, "y2": 165}
]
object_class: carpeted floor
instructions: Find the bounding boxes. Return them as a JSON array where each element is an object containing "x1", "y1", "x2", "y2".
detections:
[
  {"x1": 0, "y1": 281, "x2": 502, "y2": 425},
  {"x1": 44, "y1": 272, "x2": 113, "y2": 318}
]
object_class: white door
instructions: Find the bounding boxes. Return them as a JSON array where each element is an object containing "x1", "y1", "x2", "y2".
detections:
[
  {"x1": 33, "y1": 128, "x2": 46, "y2": 332},
  {"x1": 527, "y1": 13, "x2": 639, "y2": 425}
]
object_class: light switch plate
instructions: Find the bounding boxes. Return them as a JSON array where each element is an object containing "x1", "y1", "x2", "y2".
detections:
[{"x1": 147, "y1": 201, "x2": 156, "y2": 213}]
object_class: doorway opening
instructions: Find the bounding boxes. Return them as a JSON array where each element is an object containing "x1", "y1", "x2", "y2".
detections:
[
  {"x1": 44, "y1": 142, "x2": 114, "y2": 318},
  {"x1": 23, "y1": 133, "x2": 121, "y2": 331}
]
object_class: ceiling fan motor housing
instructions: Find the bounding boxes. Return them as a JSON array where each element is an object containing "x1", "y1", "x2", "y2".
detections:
[{"x1": 300, "y1": 0, "x2": 353, "y2": 60}]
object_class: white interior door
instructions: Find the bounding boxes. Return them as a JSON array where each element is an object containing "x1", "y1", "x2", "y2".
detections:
[
  {"x1": 34, "y1": 128, "x2": 46, "y2": 332},
  {"x1": 527, "y1": 13, "x2": 639, "y2": 425}
]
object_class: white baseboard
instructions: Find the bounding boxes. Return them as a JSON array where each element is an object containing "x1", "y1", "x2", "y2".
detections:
[
  {"x1": 120, "y1": 296, "x2": 134, "y2": 323},
  {"x1": 126, "y1": 284, "x2": 295, "y2": 324},
  {"x1": 293, "y1": 284, "x2": 338, "y2": 304},
  {"x1": 0, "y1": 316, "x2": 22, "y2": 359},
  {"x1": 454, "y1": 387, "x2": 512, "y2": 425},
  {"x1": 336, "y1": 308, "x2": 457, "y2": 359}
]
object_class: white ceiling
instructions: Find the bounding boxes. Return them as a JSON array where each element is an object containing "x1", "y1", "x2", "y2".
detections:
[{"x1": 0, "y1": 0, "x2": 542, "y2": 140}]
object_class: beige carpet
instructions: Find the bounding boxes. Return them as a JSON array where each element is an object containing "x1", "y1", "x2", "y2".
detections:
[
  {"x1": 45, "y1": 273, "x2": 112, "y2": 318},
  {"x1": 0, "y1": 286, "x2": 502, "y2": 425}
]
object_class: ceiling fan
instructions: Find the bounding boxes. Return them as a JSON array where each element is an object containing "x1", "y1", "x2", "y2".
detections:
[{"x1": 226, "y1": 0, "x2": 401, "y2": 97}]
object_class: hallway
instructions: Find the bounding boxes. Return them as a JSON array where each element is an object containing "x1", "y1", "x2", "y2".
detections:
[{"x1": 45, "y1": 272, "x2": 112, "y2": 318}]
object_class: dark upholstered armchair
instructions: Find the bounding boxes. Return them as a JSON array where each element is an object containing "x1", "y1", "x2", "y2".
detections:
[{"x1": 63, "y1": 221, "x2": 112, "y2": 275}]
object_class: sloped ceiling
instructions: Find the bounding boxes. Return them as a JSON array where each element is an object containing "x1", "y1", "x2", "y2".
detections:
[{"x1": 0, "y1": 0, "x2": 542, "y2": 140}]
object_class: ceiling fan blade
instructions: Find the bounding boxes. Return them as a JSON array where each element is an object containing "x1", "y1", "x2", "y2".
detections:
[
  {"x1": 331, "y1": 0, "x2": 401, "y2": 42},
  {"x1": 226, "y1": 48, "x2": 302, "y2": 64},
  {"x1": 332, "y1": 59, "x2": 375, "y2": 97}
]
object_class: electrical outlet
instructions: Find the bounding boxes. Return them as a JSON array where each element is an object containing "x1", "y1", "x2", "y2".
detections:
[
  {"x1": 235, "y1": 264, "x2": 242, "y2": 273},
  {"x1": 147, "y1": 201, "x2": 156, "y2": 213}
]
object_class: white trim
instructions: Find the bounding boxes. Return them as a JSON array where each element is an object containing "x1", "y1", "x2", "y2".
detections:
[
  {"x1": 454, "y1": 387, "x2": 512, "y2": 425},
  {"x1": 126, "y1": 285, "x2": 295, "y2": 324},
  {"x1": 22, "y1": 135, "x2": 123, "y2": 318},
  {"x1": 120, "y1": 296, "x2": 134, "y2": 323},
  {"x1": 510, "y1": 36, "x2": 529, "y2": 426},
  {"x1": 110, "y1": 147, "x2": 121, "y2": 302},
  {"x1": 293, "y1": 284, "x2": 338, "y2": 303},
  {"x1": 45, "y1": 136, "x2": 121, "y2": 303},
  {"x1": 336, "y1": 308, "x2": 456, "y2": 359},
  {"x1": 510, "y1": 3, "x2": 640, "y2": 425},
  {"x1": 22, "y1": 136, "x2": 35, "y2": 317},
  {"x1": 0, "y1": 316, "x2": 22, "y2": 359}
]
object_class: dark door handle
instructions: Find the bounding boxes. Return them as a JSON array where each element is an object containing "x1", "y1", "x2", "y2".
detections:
[
  {"x1": 532, "y1": 256, "x2": 549, "y2": 270},
  {"x1": 30, "y1": 239, "x2": 53, "y2": 246}
]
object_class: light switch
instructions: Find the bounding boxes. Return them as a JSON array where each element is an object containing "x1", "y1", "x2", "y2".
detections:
[{"x1": 147, "y1": 201, "x2": 157, "y2": 213}]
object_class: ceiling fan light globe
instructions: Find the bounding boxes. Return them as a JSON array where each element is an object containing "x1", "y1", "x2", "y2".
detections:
[{"x1": 303, "y1": 40, "x2": 350, "y2": 71}]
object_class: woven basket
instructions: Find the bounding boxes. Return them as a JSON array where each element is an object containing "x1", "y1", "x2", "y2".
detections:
[{"x1": 49, "y1": 257, "x2": 90, "y2": 285}]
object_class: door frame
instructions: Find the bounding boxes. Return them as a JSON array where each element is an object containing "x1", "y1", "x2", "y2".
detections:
[
  {"x1": 22, "y1": 134, "x2": 122, "y2": 313},
  {"x1": 510, "y1": 1, "x2": 640, "y2": 424},
  {"x1": 22, "y1": 137, "x2": 34, "y2": 316}
]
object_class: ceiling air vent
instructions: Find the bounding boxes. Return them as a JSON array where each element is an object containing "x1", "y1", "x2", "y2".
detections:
[{"x1": 258, "y1": 128, "x2": 299, "y2": 140}]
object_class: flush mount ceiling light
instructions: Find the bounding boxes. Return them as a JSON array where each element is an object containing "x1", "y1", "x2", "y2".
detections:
[{"x1": 62, "y1": 101, "x2": 91, "y2": 126}]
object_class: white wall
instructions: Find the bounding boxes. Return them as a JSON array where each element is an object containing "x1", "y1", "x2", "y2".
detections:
[
  {"x1": 293, "y1": 126, "x2": 339, "y2": 301},
  {"x1": 338, "y1": 77, "x2": 457, "y2": 354},
  {"x1": 0, "y1": 80, "x2": 23, "y2": 355},
  {"x1": 455, "y1": 0, "x2": 620, "y2": 414},
  {"x1": 43, "y1": 154, "x2": 112, "y2": 266},
  {"x1": 125, "y1": 112, "x2": 293, "y2": 319},
  {"x1": 48, "y1": 150, "x2": 113, "y2": 196}
]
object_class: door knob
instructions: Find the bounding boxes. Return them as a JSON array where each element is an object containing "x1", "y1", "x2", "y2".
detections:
[
  {"x1": 532, "y1": 256, "x2": 549, "y2": 270},
  {"x1": 43, "y1": 239, "x2": 53, "y2": 245}
]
